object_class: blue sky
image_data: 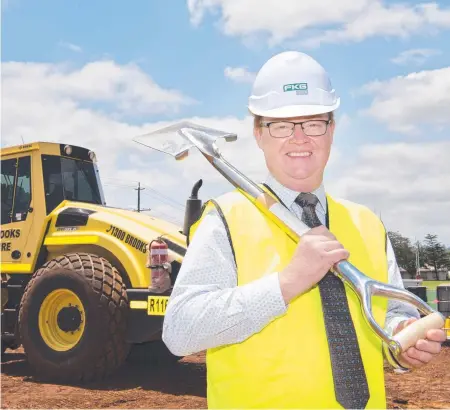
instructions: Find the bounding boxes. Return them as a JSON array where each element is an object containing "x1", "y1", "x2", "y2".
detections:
[{"x1": 2, "y1": 0, "x2": 450, "y2": 244}]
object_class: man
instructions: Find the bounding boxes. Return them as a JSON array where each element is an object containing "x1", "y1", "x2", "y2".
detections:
[{"x1": 162, "y1": 51, "x2": 446, "y2": 409}]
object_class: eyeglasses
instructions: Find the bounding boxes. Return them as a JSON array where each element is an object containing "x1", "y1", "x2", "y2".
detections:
[{"x1": 260, "y1": 120, "x2": 331, "y2": 138}]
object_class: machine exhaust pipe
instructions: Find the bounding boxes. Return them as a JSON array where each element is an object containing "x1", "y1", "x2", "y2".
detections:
[{"x1": 183, "y1": 179, "x2": 203, "y2": 236}]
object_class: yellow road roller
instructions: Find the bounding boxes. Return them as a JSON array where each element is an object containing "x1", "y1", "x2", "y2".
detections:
[{"x1": 1, "y1": 142, "x2": 202, "y2": 382}]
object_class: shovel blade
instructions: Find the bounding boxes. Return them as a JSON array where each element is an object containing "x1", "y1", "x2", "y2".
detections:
[{"x1": 133, "y1": 121, "x2": 237, "y2": 160}]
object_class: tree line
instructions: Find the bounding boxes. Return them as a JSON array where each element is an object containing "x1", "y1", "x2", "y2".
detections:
[{"x1": 388, "y1": 232, "x2": 450, "y2": 280}]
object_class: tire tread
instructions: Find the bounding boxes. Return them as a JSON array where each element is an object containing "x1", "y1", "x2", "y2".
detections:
[{"x1": 18, "y1": 252, "x2": 130, "y2": 383}]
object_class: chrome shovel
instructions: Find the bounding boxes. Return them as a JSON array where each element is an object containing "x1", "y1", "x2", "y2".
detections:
[{"x1": 133, "y1": 121, "x2": 446, "y2": 362}]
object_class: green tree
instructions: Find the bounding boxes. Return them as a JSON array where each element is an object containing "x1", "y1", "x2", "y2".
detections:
[
  {"x1": 387, "y1": 231, "x2": 417, "y2": 276},
  {"x1": 422, "y1": 234, "x2": 450, "y2": 280}
]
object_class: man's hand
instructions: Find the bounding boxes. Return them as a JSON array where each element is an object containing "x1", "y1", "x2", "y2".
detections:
[
  {"x1": 279, "y1": 226, "x2": 349, "y2": 304},
  {"x1": 394, "y1": 317, "x2": 447, "y2": 369}
]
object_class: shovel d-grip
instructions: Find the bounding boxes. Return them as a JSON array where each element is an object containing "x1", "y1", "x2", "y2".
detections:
[
  {"x1": 333, "y1": 260, "x2": 444, "y2": 358},
  {"x1": 133, "y1": 121, "x2": 446, "y2": 362}
]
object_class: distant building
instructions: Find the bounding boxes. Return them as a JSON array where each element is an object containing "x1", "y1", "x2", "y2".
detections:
[{"x1": 400, "y1": 265, "x2": 449, "y2": 281}]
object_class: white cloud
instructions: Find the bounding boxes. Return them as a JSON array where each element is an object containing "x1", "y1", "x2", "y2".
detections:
[
  {"x1": 1, "y1": 59, "x2": 264, "y2": 228},
  {"x1": 224, "y1": 66, "x2": 256, "y2": 83},
  {"x1": 336, "y1": 113, "x2": 352, "y2": 130},
  {"x1": 359, "y1": 66, "x2": 450, "y2": 134},
  {"x1": 302, "y1": 2, "x2": 450, "y2": 47},
  {"x1": 188, "y1": 0, "x2": 368, "y2": 45},
  {"x1": 4, "y1": 58, "x2": 448, "y2": 245},
  {"x1": 1, "y1": 60, "x2": 194, "y2": 212},
  {"x1": 187, "y1": 0, "x2": 450, "y2": 46},
  {"x1": 58, "y1": 41, "x2": 83, "y2": 53},
  {"x1": 391, "y1": 48, "x2": 442, "y2": 65},
  {"x1": 328, "y1": 141, "x2": 450, "y2": 245},
  {"x1": 2, "y1": 61, "x2": 195, "y2": 119}
]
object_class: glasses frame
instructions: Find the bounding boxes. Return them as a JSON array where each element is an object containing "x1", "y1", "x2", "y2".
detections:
[{"x1": 260, "y1": 119, "x2": 332, "y2": 138}]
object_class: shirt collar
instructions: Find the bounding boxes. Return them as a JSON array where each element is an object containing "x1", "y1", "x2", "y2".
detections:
[{"x1": 263, "y1": 173, "x2": 327, "y2": 214}]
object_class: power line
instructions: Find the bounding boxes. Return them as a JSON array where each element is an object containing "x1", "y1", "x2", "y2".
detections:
[
  {"x1": 103, "y1": 183, "x2": 136, "y2": 188},
  {"x1": 139, "y1": 184, "x2": 185, "y2": 209},
  {"x1": 102, "y1": 181, "x2": 184, "y2": 224},
  {"x1": 103, "y1": 182, "x2": 151, "y2": 211},
  {"x1": 140, "y1": 190, "x2": 184, "y2": 211},
  {"x1": 102, "y1": 177, "x2": 184, "y2": 208},
  {"x1": 102, "y1": 177, "x2": 185, "y2": 212}
]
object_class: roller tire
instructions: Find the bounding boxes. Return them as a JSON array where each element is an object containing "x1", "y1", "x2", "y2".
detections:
[{"x1": 18, "y1": 253, "x2": 130, "y2": 383}]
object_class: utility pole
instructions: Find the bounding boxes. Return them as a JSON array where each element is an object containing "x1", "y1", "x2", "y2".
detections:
[
  {"x1": 135, "y1": 182, "x2": 144, "y2": 212},
  {"x1": 134, "y1": 182, "x2": 151, "y2": 212},
  {"x1": 416, "y1": 240, "x2": 421, "y2": 278}
]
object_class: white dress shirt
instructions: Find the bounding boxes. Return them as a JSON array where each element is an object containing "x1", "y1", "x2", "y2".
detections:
[{"x1": 162, "y1": 173, "x2": 420, "y2": 358}]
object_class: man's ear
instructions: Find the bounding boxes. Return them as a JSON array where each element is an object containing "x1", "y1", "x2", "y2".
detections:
[{"x1": 254, "y1": 125, "x2": 263, "y2": 148}]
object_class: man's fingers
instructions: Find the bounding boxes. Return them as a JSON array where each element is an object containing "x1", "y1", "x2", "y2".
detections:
[
  {"x1": 327, "y1": 248, "x2": 350, "y2": 264},
  {"x1": 416, "y1": 338, "x2": 442, "y2": 355},
  {"x1": 426, "y1": 328, "x2": 447, "y2": 343},
  {"x1": 399, "y1": 351, "x2": 423, "y2": 368},
  {"x1": 404, "y1": 346, "x2": 433, "y2": 364}
]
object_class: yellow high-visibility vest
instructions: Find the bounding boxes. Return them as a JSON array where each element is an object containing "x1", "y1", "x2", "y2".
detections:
[{"x1": 189, "y1": 189, "x2": 389, "y2": 409}]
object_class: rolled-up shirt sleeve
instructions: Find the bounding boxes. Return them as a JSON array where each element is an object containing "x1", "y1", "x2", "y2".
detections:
[{"x1": 162, "y1": 209, "x2": 287, "y2": 357}]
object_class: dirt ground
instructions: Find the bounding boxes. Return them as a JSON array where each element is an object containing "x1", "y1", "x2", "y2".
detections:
[{"x1": 1, "y1": 344, "x2": 449, "y2": 409}]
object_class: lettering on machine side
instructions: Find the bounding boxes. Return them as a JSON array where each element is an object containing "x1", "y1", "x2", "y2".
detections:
[
  {"x1": 0, "y1": 229, "x2": 22, "y2": 239},
  {"x1": 105, "y1": 224, "x2": 147, "y2": 254}
]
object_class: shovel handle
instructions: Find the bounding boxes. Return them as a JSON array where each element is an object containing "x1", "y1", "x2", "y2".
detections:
[{"x1": 392, "y1": 312, "x2": 445, "y2": 352}]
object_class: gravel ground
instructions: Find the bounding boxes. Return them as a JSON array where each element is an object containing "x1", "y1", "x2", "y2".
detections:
[{"x1": 1, "y1": 345, "x2": 449, "y2": 409}]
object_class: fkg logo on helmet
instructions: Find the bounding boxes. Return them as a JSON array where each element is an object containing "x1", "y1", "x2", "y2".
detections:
[{"x1": 283, "y1": 83, "x2": 308, "y2": 95}]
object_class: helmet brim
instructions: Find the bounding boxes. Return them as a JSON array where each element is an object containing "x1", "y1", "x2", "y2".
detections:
[{"x1": 248, "y1": 99, "x2": 340, "y2": 118}]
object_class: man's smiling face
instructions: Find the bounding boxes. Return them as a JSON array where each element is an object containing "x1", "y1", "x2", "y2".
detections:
[{"x1": 254, "y1": 112, "x2": 335, "y2": 192}]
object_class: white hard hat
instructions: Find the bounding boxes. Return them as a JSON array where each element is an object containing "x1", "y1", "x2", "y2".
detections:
[{"x1": 248, "y1": 51, "x2": 340, "y2": 118}]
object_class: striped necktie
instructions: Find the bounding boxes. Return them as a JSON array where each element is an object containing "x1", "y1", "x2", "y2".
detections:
[{"x1": 296, "y1": 192, "x2": 370, "y2": 409}]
